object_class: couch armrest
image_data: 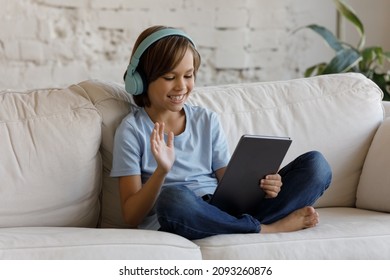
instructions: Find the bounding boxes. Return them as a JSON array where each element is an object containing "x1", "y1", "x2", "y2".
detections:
[
  {"x1": 356, "y1": 117, "x2": 390, "y2": 212},
  {"x1": 383, "y1": 101, "x2": 390, "y2": 118}
]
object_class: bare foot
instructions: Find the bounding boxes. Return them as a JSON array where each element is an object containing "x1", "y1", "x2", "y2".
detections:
[{"x1": 260, "y1": 206, "x2": 319, "y2": 233}]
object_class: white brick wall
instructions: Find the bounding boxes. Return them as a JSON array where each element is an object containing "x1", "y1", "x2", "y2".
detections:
[{"x1": 0, "y1": 0, "x2": 338, "y2": 90}]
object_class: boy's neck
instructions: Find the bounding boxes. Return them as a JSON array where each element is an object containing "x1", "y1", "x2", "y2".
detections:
[{"x1": 145, "y1": 107, "x2": 186, "y2": 136}]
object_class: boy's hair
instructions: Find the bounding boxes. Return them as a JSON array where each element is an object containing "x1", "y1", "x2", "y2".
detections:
[{"x1": 124, "y1": 25, "x2": 201, "y2": 107}]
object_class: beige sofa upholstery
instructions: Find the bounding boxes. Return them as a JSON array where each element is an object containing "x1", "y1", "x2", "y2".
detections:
[{"x1": 1, "y1": 73, "x2": 389, "y2": 259}]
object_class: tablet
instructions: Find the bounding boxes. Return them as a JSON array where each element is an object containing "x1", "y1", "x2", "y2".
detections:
[{"x1": 210, "y1": 134, "x2": 292, "y2": 216}]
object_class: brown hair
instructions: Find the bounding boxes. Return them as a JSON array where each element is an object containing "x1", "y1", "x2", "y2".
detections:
[{"x1": 124, "y1": 26, "x2": 201, "y2": 107}]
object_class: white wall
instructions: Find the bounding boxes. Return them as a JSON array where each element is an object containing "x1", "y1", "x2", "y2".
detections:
[
  {"x1": 341, "y1": 0, "x2": 390, "y2": 51},
  {"x1": 0, "y1": 0, "x2": 359, "y2": 90}
]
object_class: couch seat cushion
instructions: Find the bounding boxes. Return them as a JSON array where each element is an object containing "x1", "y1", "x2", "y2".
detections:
[
  {"x1": 0, "y1": 227, "x2": 201, "y2": 260},
  {"x1": 194, "y1": 208, "x2": 390, "y2": 259}
]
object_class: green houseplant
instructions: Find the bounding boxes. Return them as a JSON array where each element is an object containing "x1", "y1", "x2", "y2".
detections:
[{"x1": 297, "y1": 0, "x2": 390, "y2": 100}]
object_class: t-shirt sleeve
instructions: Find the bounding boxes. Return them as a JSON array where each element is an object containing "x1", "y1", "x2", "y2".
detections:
[
  {"x1": 110, "y1": 118, "x2": 142, "y2": 177},
  {"x1": 210, "y1": 112, "x2": 230, "y2": 171}
]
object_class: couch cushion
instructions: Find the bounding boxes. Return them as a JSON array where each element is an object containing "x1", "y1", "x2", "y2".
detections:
[
  {"x1": 383, "y1": 101, "x2": 390, "y2": 118},
  {"x1": 0, "y1": 227, "x2": 201, "y2": 259},
  {"x1": 356, "y1": 117, "x2": 390, "y2": 212},
  {"x1": 188, "y1": 73, "x2": 384, "y2": 207},
  {"x1": 0, "y1": 85, "x2": 101, "y2": 227},
  {"x1": 194, "y1": 208, "x2": 390, "y2": 259},
  {"x1": 77, "y1": 80, "x2": 133, "y2": 228}
]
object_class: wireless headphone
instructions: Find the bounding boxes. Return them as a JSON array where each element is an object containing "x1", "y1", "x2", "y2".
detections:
[{"x1": 124, "y1": 28, "x2": 196, "y2": 95}]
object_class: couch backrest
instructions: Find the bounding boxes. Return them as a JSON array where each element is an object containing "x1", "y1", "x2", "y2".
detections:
[
  {"x1": 80, "y1": 73, "x2": 383, "y2": 229},
  {"x1": 78, "y1": 80, "x2": 133, "y2": 228},
  {"x1": 2, "y1": 73, "x2": 382, "y2": 229},
  {"x1": 188, "y1": 73, "x2": 384, "y2": 208},
  {"x1": 383, "y1": 101, "x2": 390, "y2": 118},
  {"x1": 0, "y1": 85, "x2": 102, "y2": 228}
]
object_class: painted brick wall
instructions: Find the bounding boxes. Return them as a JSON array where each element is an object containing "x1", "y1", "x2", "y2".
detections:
[{"x1": 0, "y1": 0, "x2": 336, "y2": 90}]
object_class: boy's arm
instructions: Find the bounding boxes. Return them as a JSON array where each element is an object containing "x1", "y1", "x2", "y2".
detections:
[
  {"x1": 119, "y1": 122, "x2": 175, "y2": 228},
  {"x1": 119, "y1": 168, "x2": 167, "y2": 228}
]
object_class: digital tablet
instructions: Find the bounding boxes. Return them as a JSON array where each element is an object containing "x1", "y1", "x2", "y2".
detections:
[{"x1": 210, "y1": 134, "x2": 292, "y2": 216}]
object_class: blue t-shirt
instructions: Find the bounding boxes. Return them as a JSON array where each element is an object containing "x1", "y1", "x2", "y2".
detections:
[{"x1": 111, "y1": 104, "x2": 230, "y2": 229}]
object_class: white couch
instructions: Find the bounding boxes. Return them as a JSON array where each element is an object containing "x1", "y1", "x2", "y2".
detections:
[{"x1": 1, "y1": 73, "x2": 390, "y2": 259}]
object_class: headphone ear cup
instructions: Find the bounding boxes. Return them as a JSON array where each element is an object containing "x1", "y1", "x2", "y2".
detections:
[{"x1": 125, "y1": 66, "x2": 145, "y2": 95}]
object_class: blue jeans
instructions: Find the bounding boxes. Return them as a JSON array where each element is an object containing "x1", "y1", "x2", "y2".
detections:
[{"x1": 156, "y1": 151, "x2": 332, "y2": 240}]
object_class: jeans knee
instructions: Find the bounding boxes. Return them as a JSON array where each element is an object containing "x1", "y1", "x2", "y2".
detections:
[
  {"x1": 305, "y1": 151, "x2": 332, "y2": 187},
  {"x1": 156, "y1": 185, "x2": 196, "y2": 219},
  {"x1": 156, "y1": 185, "x2": 180, "y2": 214}
]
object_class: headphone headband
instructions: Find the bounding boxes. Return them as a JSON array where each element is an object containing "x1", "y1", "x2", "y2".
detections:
[{"x1": 125, "y1": 28, "x2": 196, "y2": 95}]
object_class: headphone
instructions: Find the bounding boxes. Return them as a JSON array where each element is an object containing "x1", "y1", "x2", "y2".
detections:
[{"x1": 124, "y1": 28, "x2": 196, "y2": 95}]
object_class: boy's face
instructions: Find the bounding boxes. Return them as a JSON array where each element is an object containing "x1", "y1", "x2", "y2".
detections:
[{"x1": 147, "y1": 49, "x2": 195, "y2": 114}]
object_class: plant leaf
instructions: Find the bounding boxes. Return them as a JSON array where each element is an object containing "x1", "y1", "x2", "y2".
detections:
[
  {"x1": 304, "y1": 63, "x2": 328, "y2": 77},
  {"x1": 333, "y1": 0, "x2": 365, "y2": 50},
  {"x1": 372, "y1": 72, "x2": 390, "y2": 101},
  {"x1": 360, "y1": 47, "x2": 383, "y2": 70},
  {"x1": 322, "y1": 49, "x2": 361, "y2": 74},
  {"x1": 384, "y1": 51, "x2": 390, "y2": 62},
  {"x1": 303, "y1": 24, "x2": 344, "y2": 52}
]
